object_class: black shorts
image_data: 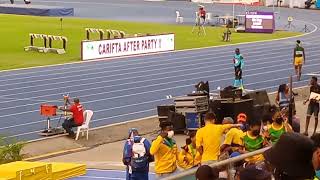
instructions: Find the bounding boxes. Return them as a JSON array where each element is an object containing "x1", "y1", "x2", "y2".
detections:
[
  {"x1": 235, "y1": 69, "x2": 242, "y2": 80},
  {"x1": 307, "y1": 103, "x2": 319, "y2": 117}
]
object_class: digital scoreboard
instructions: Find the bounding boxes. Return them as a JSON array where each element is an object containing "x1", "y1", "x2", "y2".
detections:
[{"x1": 245, "y1": 11, "x2": 275, "y2": 33}]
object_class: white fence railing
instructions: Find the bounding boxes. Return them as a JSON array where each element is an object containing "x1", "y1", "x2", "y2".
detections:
[{"x1": 161, "y1": 147, "x2": 271, "y2": 180}]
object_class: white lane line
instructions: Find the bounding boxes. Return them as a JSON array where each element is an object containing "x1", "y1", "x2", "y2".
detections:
[
  {"x1": 1, "y1": 72, "x2": 313, "y2": 133},
  {"x1": 0, "y1": 96, "x2": 59, "y2": 103},
  {"x1": 1, "y1": 46, "x2": 318, "y2": 101},
  {"x1": 6, "y1": 109, "x2": 156, "y2": 138},
  {"x1": 305, "y1": 73, "x2": 320, "y2": 76},
  {"x1": 0, "y1": 43, "x2": 305, "y2": 84},
  {"x1": 1, "y1": 58, "x2": 319, "y2": 120},
  {"x1": 0, "y1": 39, "x2": 295, "y2": 79},
  {"x1": 0, "y1": 53, "x2": 302, "y2": 111},
  {"x1": 0, "y1": 99, "x2": 165, "y2": 131},
  {"x1": 0, "y1": 26, "x2": 318, "y2": 79},
  {"x1": 0, "y1": 51, "x2": 318, "y2": 111},
  {"x1": 0, "y1": 47, "x2": 304, "y2": 98}
]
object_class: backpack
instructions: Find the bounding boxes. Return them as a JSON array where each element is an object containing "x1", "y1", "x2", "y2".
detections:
[{"x1": 130, "y1": 138, "x2": 149, "y2": 171}]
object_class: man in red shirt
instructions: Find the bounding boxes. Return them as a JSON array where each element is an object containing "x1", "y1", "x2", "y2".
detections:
[
  {"x1": 60, "y1": 98, "x2": 84, "y2": 138},
  {"x1": 198, "y1": 6, "x2": 206, "y2": 24}
]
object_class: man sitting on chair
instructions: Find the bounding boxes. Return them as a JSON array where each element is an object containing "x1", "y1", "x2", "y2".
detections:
[{"x1": 59, "y1": 98, "x2": 84, "y2": 138}]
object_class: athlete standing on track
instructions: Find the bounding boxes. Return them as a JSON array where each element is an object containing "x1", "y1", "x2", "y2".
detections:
[
  {"x1": 233, "y1": 48, "x2": 244, "y2": 90},
  {"x1": 293, "y1": 40, "x2": 305, "y2": 81}
]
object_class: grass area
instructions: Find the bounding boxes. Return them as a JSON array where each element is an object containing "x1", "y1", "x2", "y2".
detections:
[{"x1": 0, "y1": 14, "x2": 301, "y2": 70}]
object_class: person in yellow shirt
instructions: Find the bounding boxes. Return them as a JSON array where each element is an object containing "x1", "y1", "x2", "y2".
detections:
[
  {"x1": 220, "y1": 113, "x2": 247, "y2": 155},
  {"x1": 178, "y1": 131, "x2": 201, "y2": 169},
  {"x1": 150, "y1": 121, "x2": 178, "y2": 177},
  {"x1": 196, "y1": 112, "x2": 241, "y2": 164}
]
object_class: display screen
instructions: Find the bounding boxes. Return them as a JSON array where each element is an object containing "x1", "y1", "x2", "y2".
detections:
[{"x1": 245, "y1": 11, "x2": 275, "y2": 33}]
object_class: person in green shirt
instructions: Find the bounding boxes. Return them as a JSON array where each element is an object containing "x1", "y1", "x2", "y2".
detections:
[
  {"x1": 265, "y1": 111, "x2": 293, "y2": 144},
  {"x1": 242, "y1": 120, "x2": 269, "y2": 163}
]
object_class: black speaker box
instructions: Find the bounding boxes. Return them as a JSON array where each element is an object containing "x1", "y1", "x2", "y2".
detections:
[
  {"x1": 168, "y1": 111, "x2": 186, "y2": 133},
  {"x1": 157, "y1": 105, "x2": 175, "y2": 117},
  {"x1": 243, "y1": 90, "x2": 270, "y2": 107},
  {"x1": 221, "y1": 99, "x2": 254, "y2": 124},
  {"x1": 243, "y1": 90, "x2": 271, "y2": 121},
  {"x1": 209, "y1": 99, "x2": 225, "y2": 124}
]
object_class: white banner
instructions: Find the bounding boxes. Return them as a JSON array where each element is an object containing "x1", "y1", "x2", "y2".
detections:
[{"x1": 81, "y1": 34, "x2": 175, "y2": 60}]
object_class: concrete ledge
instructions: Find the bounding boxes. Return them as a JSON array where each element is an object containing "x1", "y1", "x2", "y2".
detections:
[{"x1": 23, "y1": 116, "x2": 159, "y2": 160}]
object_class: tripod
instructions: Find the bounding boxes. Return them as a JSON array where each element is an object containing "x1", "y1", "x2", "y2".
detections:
[
  {"x1": 192, "y1": 14, "x2": 206, "y2": 36},
  {"x1": 301, "y1": 24, "x2": 310, "y2": 32}
]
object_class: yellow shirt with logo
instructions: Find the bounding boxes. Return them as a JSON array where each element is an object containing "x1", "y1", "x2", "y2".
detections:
[
  {"x1": 177, "y1": 144, "x2": 201, "y2": 169},
  {"x1": 224, "y1": 128, "x2": 245, "y2": 146},
  {"x1": 196, "y1": 123, "x2": 233, "y2": 162},
  {"x1": 150, "y1": 136, "x2": 178, "y2": 174}
]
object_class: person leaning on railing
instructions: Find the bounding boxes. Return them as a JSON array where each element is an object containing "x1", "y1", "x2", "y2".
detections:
[
  {"x1": 242, "y1": 120, "x2": 269, "y2": 164},
  {"x1": 177, "y1": 131, "x2": 201, "y2": 170},
  {"x1": 264, "y1": 111, "x2": 293, "y2": 145},
  {"x1": 196, "y1": 112, "x2": 241, "y2": 165},
  {"x1": 264, "y1": 132, "x2": 314, "y2": 180},
  {"x1": 220, "y1": 113, "x2": 248, "y2": 156}
]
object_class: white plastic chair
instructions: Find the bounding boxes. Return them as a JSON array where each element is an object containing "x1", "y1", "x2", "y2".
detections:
[
  {"x1": 176, "y1": 11, "x2": 183, "y2": 23},
  {"x1": 206, "y1": 12, "x2": 212, "y2": 24},
  {"x1": 75, "y1": 110, "x2": 93, "y2": 140}
]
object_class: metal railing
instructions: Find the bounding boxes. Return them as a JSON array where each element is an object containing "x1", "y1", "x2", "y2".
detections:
[{"x1": 161, "y1": 147, "x2": 271, "y2": 180}]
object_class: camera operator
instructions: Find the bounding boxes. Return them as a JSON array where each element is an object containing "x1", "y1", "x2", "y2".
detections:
[{"x1": 59, "y1": 97, "x2": 84, "y2": 138}]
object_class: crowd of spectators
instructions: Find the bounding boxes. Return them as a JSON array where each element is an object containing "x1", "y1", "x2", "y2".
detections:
[{"x1": 122, "y1": 76, "x2": 320, "y2": 180}]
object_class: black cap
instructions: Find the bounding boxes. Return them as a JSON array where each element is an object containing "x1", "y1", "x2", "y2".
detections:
[
  {"x1": 263, "y1": 133, "x2": 314, "y2": 179},
  {"x1": 195, "y1": 165, "x2": 219, "y2": 180},
  {"x1": 239, "y1": 164, "x2": 272, "y2": 180}
]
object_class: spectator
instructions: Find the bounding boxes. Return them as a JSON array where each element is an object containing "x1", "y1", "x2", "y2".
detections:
[
  {"x1": 264, "y1": 132, "x2": 314, "y2": 180},
  {"x1": 292, "y1": 110, "x2": 301, "y2": 133},
  {"x1": 236, "y1": 164, "x2": 272, "y2": 180},
  {"x1": 275, "y1": 84, "x2": 290, "y2": 110},
  {"x1": 122, "y1": 128, "x2": 152, "y2": 180},
  {"x1": 243, "y1": 120, "x2": 268, "y2": 163},
  {"x1": 150, "y1": 121, "x2": 178, "y2": 177},
  {"x1": 303, "y1": 76, "x2": 320, "y2": 136},
  {"x1": 280, "y1": 108, "x2": 300, "y2": 133},
  {"x1": 265, "y1": 111, "x2": 293, "y2": 144},
  {"x1": 59, "y1": 98, "x2": 84, "y2": 138},
  {"x1": 198, "y1": 5, "x2": 206, "y2": 25},
  {"x1": 178, "y1": 131, "x2": 201, "y2": 170},
  {"x1": 222, "y1": 117, "x2": 234, "y2": 125},
  {"x1": 220, "y1": 113, "x2": 247, "y2": 155},
  {"x1": 196, "y1": 112, "x2": 241, "y2": 164},
  {"x1": 311, "y1": 133, "x2": 320, "y2": 180},
  {"x1": 222, "y1": 117, "x2": 234, "y2": 134},
  {"x1": 195, "y1": 165, "x2": 219, "y2": 180},
  {"x1": 261, "y1": 114, "x2": 272, "y2": 136}
]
